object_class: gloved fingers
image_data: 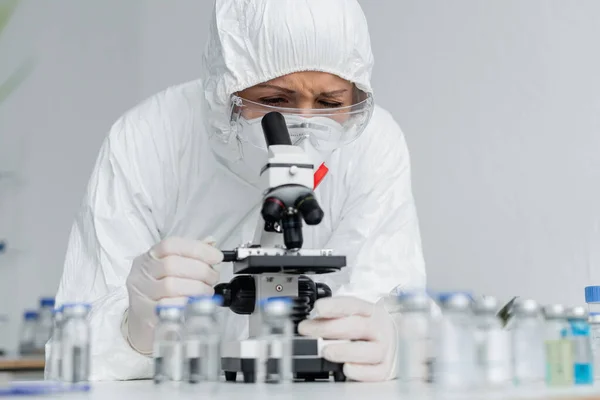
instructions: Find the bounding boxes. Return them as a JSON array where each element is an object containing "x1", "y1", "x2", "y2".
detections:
[
  {"x1": 312, "y1": 296, "x2": 375, "y2": 319},
  {"x1": 154, "y1": 277, "x2": 214, "y2": 300},
  {"x1": 152, "y1": 256, "x2": 219, "y2": 285},
  {"x1": 149, "y1": 237, "x2": 223, "y2": 264},
  {"x1": 343, "y1": 362, "x2": 390, "y2": 382},
  {"x1": 298, "y1": 315, "x2": 375, "y2": 341},
  {"x1": 322, "y1": 341, "x2": 386, "y2": 365}
]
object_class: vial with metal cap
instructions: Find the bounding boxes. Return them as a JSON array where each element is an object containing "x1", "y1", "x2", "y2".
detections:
[
  {"x1": 396, "y1": 291, "x2": 431, "y2": 389},
  {"x1": 184, "y1": 295, "x2": 223, "y2": 384},
  {"x1": 588, "y1": 312, "x2": 600, "y2": 380},
  {"x1": 543, "y1": 304, "x2": 573, "y2": 387},
  {"x1": 567, "y1": 306, "x2": 594, "y2": 385},
  {"x1": 511, "y1": 299, "x2": 545, "y2": 386},
  {"x1": 46, "y1": 307, "x2": 64, "y2": 381},
  {"x1": 255, "y1": 297, "x2": 294, "y2": 385},
  {"x1": 60, "y1": 303, "x2": 91, "y2": 384},
  {"x1": 153, "y1": 305, "x2": 184, "y2": 384},
  {"x1": 433, "y1": 292, "x2": 477, "y2": 391},
  {"x1": 473, "y1": 296, "x2": 512, "y2": 388}
]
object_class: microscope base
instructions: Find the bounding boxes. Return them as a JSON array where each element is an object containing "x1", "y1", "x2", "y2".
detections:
[{"x1": 221, "y1": 337, "x2": 346, "y2": 383}]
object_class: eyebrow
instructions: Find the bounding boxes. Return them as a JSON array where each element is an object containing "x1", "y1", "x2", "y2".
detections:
[{"x1": 256, "y1": 84, "x2": 348, "y2": 97}]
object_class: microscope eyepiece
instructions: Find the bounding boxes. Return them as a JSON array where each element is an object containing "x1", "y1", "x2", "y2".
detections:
[
  {"x1": 261, "y1": 112, "x2": 293, "y2": 147},
  {"x1": 295, "y1": 194, "x2": 324, "y2": 225}
]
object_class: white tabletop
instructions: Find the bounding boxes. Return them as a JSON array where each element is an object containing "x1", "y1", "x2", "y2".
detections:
[{"x1": 12, "y1": 380, "x2": 600, "y2": 400}]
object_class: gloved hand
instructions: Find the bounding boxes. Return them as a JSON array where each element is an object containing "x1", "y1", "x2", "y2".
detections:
[
  {"x1": 298, "y1": 296, "x2": 397, "y2": 382},
  {"x1": 123, "y1": 237, "x2": 223, "y2": 354}
]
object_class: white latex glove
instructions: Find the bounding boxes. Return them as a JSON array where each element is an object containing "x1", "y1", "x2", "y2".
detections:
[
  {"x1": 123, "y1": 237, "x2": 223, "y2": 354},
  {"x1": 298, "y1": 296, "x2": 397, "y2": 382}
]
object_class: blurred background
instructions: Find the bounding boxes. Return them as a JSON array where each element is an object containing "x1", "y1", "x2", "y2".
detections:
[{"x1": 1, "y1": 0, "x2": 600, "y2": 354}]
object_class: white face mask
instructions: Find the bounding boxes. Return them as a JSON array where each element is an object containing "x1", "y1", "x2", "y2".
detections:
[
  {"x1": 237, "y1": 116, "x2": 334, "y2": 167},
  {"x1": 210, "y1": 116, "x2": 334, "y2": 186}
]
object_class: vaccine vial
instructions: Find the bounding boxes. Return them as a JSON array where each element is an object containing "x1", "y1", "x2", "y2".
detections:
[
  {"x1": 60, "y1": 303, "x2": 91, "y2": 384},
  {"x1": 588, "y1": 312, "x2": 600, "y2": 380},
  {"x1": 511, "y1": 299, "x2": 545, "y2": 386},
  {"x1": 585, "y1": 286, "x2": 600, "y2": 314},
  {"x1": 153, "y1": 305, "x2": 184, "y2": 384},
  {"x1": 543, "y1": 304, "x2": 573, "y2": 387},
  {"x1": 184, "y1": 295, "x2": 223, "y2": 384},
  {"x1": 19, "y1": 310, "x2": 38, "y2": 355},
  {"x1": 567, "y1": 306, "x2": 594, "y2": 385},
  {"x1": 473, "y1": 296, "x2": 512, "y2": 388},
  {"x1": 46, "y1": 307, "x2": 64, "y2": 381},
  {"x1": 255, "y1": 297, "x2": 294, "y2": 385},
  {"x1": 396, "y1": 291, "x2": 431, "y2": 390},
  {"x1": 34, "y1": 297, "x2": 56, "y2": 353},
  {"x1": 433, "y1": 292, "x2": 477, "y2": 391}
]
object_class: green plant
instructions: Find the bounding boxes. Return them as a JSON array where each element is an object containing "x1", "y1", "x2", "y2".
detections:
[{"x1": 0, "y1": 0, "x2": 32, "y2": 105}]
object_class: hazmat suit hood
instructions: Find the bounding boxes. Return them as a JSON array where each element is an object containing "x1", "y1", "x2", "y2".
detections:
[{"x1": 201, "y1": 0, "x2": 375, "y2": 177}]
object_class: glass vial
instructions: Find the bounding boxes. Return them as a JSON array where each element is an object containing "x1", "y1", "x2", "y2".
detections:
[
  {"x1": 256, "y1": 297, "x2": 294, "y2": 385},
  {"x1": 473, "y1": 296, "x2": 512, "y2": 389},
  {"x1": 511, "y1": 299, "x2": 545, "y2": 386},
  {"x1": 396, "y1": 291, "x2": 431, "y2": 392},
  {"x1": 567, "y1": 306, "x2": 594, "y2": 385},
  {"x1": 46, "y1": 307, "x2": 64, "y2": 381},
  {"x1": 34, "y1": 297, "x2": 56, "y2": 353},
  {"x1": 153, "y1": 305, "x2": 184, "y2": 384},
  {"x1": 60, "y1": 303, "x2": 91, "y2": 384},
  {"x1": 433, "y1": 292, "x2": 477, "y2": 391},
  {"x1": 543, "y1": 304, "x2": 573, "y2": 387},
  {"x1": 184, "y1": 295, "x2": 223, "y2": 384},
  {"x1": 19, "y1": 310, "x2": 38, "y2": 355},
  {"x1": 589, "y1": 312, "x2": 600, "y2": 380}
]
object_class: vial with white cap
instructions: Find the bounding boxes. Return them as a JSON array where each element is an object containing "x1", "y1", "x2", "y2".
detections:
[
  {"x1": 396, "y1": 291, "x2": 431, "y2": 389},
  {"x1": 543, "y1": 304, "x2": 573, "y2": 387},
  {"x1": 473, "y1": 296, "x2": 512, "y2": 388},
  {"x1": 60, "y1": 303, "x2": 91, "y2": 384},
  {"x1": 153, "y1": 305, "x2": 184, "y2": 384},
  {"x1": 255, "y1": 297, "x2": 294, "y2": 385},
  {"x1": 511, "y1": 299, "x2": 545, "y2": 386},
  {"x1": 567, "y1": 306, "x2": 594, "y2": 385},
  {"x1": 183, "y1": 295, "x2": 223, "y2": 385},
  {"x1": 433, "y1": 292, "x2": 477, "y2": 391}
]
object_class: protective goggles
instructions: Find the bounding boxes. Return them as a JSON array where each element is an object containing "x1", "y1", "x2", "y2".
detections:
[{"x1": 228, "y1": 92, "x2": 374, "y2": 151}]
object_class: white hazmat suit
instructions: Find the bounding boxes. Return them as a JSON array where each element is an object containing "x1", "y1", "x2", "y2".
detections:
[{"x1": 54, "y1": 0, "x2": 426, "y2": 381}]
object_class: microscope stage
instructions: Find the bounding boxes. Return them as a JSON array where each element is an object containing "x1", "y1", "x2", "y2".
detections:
[{"x1": 233, "y1": 254, "x2": 346, "y2": 274}]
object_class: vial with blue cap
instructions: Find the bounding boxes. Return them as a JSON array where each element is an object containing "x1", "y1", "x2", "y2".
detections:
[
  {"x1": 433, "y1": 292, "x2": 477, "y2": 392},
  {"x1": 19, "y1": 310, "x2": 38, "y2": 355},
  {"x1": 34, "y1": 297, "x2": 56, "y2": 352},
  {"x1": 183, "y1": 295, "x2": 223, "y2": 385},
  {"x1": 255, "y1": 297, "x2": 294, "y2": 385},
  {"x1": 60, "y1": 303, "x2": 91, "y2": 384},
  {"x1": 153, "y1": 305, "x2": 184, "y2": 384},
  {"x1": 46, "y1": 306, "x2": 65, "y2": 381}
]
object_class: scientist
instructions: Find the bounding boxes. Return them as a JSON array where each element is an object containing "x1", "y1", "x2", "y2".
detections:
[{"x1": 55, "y1": 0, "x2": 426, "y2": 382}]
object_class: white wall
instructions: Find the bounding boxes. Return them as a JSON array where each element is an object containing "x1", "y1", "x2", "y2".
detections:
[{"x1": 1, "y1": 0, "x2": 599, "y2": 348}]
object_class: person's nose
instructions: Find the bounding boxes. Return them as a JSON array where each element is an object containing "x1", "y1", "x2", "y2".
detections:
[{"x1": 295, "y1": 100, "x2": 314, "y2": 116}]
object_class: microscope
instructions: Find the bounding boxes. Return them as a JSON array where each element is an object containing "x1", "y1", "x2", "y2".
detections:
[{"x1": 215, "y1": 112, "x2": 347, "y2": 383}]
